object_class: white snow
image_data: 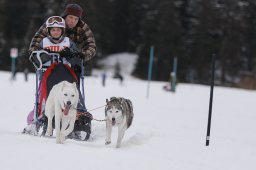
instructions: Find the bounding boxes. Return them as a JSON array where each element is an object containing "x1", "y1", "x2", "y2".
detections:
[{"x1": 0, "y1": 63, "x2": 256, "y2": 170}]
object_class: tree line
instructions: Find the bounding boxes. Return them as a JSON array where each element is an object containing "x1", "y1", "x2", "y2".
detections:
[{"x1": 0, "y1": 0, "x2": 256, "y2": 87}]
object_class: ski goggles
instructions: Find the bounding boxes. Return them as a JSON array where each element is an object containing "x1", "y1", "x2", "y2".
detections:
[{"x1": 47, "y1": 16, "x2": 65, "y2": 26}]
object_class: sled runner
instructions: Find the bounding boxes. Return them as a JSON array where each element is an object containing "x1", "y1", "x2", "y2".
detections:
[{"x1": 23, "y1": 50, "x2": 92, "y2": 141}]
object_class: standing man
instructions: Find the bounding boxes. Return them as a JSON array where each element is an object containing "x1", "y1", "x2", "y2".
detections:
[{"x1": 29, "y1": 4, "x2": 96, "y2": 82}]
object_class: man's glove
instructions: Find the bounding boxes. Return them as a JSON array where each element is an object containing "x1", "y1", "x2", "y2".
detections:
[
  {"x1": 59, "y1": 48, "x2": 83, "y2": 66},
  {"x1": 68, "y1": 57, "x2": 82, "y2": 66},
  {"x1": 59, "y1": 48, "x2": 73, "y2": 59},
  {"x1": 72, "y1": 51, "x2": 83, "y2": 59}
]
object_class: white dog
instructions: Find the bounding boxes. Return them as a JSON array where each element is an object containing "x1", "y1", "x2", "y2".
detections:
[
  {"x1": 105, "y1": 97, "x2": 134, "y2": 148},
  {"x1": 45, "y1": 81, "x2": 79, "y2": 144}
]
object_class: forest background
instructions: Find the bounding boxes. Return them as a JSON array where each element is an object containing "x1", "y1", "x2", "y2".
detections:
[{"x1": 0, "y1": 0, "x2": 255, "y2": 87}]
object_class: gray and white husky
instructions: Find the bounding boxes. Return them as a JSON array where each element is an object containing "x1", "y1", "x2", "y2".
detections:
[{"x1": 105, "y1": 97, "x2": 134, "y2": 148}]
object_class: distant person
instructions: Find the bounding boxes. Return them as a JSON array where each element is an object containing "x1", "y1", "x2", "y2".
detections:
[
  {"x1": 113, "y1": 71, "x2": 123, "y2": 85},
  {"x1": 113, "y1": 62, "x2": 123, "y2": 85},
  {"x1": 12, "y1": 69, "x2": 17, "y2": 81},
  {"x1": 117, "y1": 73, "x2": 123, "y2": 85},
  {"x1": 24, "y1": 68, "x2": 29, "y2": 82},
  {"x1": 102, "y1": 71, "x2": 107, "y2": 87}
]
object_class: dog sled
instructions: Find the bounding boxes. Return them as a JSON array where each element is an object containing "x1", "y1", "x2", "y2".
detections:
[{"x1": 23, "y1": 50, "x2": 92, "y2": 141}]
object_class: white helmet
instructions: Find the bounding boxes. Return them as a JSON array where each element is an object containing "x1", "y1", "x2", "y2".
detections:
[
  {"x1": 46, "y1": 16, "x2": 65, "y2": 42},
  {"x1": 46, "y1": 16, "x2": 65, "y2": 29}
]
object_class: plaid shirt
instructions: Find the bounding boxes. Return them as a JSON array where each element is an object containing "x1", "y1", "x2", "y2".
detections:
[{"x1": 29, "y1": 20, "x2": 96, "y2": 62}]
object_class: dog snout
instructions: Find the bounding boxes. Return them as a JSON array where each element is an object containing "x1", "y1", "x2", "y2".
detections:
[
  {"x1": 67, "y1": 101, "x2": 71, "y2": 105},
  {"x1": 111, "y1": 117, "x2": 116, "y2": 126}
]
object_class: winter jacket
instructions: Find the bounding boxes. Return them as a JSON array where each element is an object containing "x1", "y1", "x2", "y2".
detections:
[
  {"x1": 29, "y1": 20, "x2": 96, "y2": 62},
  {"x1": 39, "y1": 37, "x2": 78, "y2": 52}
]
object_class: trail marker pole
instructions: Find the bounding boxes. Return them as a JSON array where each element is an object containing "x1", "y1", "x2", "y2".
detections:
[
  {"x1": 80, "y1": 59, "x2": 86, "y2": 107},
  {"x1": 10, "y1": 48, "x2": 18, "y2": 80},
  {"x1": 146, "y1": 46, "x2": 154, "y2": 98},
  {"x1": 33, "y1": 70, "x2": 40, "y2": 122},
  {"x1": 206, "y1": 54, "x2": 216, "y2": 146},
  {"x1": 170, "y1": 57, "x2": 178, "y2": 92}
]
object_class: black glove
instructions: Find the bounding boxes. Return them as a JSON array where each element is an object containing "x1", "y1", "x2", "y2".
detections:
[
  {"x1": 68, "y1": 55, "x2": 82, "y2": 66},
  {"x1": 40, "y1": 53, "x2": 51, "y2": 64},
  {"x1": 30, "y1": 51, "x2": 51, "y2": 69},
  {"x1": 60, "y1": 48, "x2": 83, "y2": 66},
  {"x1": 59, "y1": 48, "x2": 73, "y2": 59},
  {"x1": 72, "y1": 51, "x2": 83, "y2": 59}
]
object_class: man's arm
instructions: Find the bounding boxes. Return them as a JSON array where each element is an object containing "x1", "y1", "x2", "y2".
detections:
[
  {"x1": 29, "y1": 24, "x2": 48, "y2": 55},
  {"x1": 79, "y1": 23, "x2": 96, "y2": 62}
]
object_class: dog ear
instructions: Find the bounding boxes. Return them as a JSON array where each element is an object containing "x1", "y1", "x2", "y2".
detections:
[
  {"x1": 120, "y1": 98, "x2": 124, "y2": 104},
  {"x1": 61, "y1": 81, "x2": 66, "y2": 91},
  {"x1": 110, "y1": 97, "x2": 117, "y2": 101},
  {"x1": 72, "y1": 82, "x2": 77, "y2": 88},
  {"x1": 106, "y1": 99, "x2": 109, "y2": 104},
  {"x1": 118, "y1": 98, "x2": 126, "y2": 105}
]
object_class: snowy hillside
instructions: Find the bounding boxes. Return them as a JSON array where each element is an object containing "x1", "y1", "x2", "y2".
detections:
[
  {"x1": 97, "y1": 52, "x2": 138, "y2": 76},
  {"x1": 0, "y1": 69, "x2": 256, "y2": 170}
]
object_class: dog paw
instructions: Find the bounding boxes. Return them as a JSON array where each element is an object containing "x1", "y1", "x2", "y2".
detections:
[
  {"x1": 46, "y1": 128, "x2": 53, "y2": 135},
  {"x1": 116, "y1": 142, "x2": 122, "y2": 148},
  {"x1": 105, "y1": 141, "x2": 111, "y2": 145},
  {"x1": 56, "y1": 137, "x2": 62, "y2": 144},
  {"x1": 56, "y1": 140, "x2": 64, "y2": 144},
  {"x1": 60, "y1": 135, "x2": 65, "y2": 142},
  {"x1": 46, "y1": 131, "x2": 52, "y2": 136}
]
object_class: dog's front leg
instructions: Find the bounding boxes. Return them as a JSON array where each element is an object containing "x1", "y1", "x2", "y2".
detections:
[
  {"x1": 105, "y1": 120, "x2": 112, "y2": 145},
  {"x1": 46, "y1": 114, "x2": 53, "y2": 136},
  {"x1": 45, "y1": 104, "x2": 54, "y2": 136},
  {"x1": 55, "y1": 107, "x2": 62, "y2": 144},
  {"x1": 59, "y1": 117, "x2": 69, "y2": 143},
  {"x1": 63, "y1": 116, "x2": 76, "y2": 137},
  {"x1": 116, "y1": 124, "x2": 127, "y2": 148}
]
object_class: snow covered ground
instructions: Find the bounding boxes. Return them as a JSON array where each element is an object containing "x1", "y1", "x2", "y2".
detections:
[{"x1": 0, "y1": 69, "x2": 256, "y2": 170}]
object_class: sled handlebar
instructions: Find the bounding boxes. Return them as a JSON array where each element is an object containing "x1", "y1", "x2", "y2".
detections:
[{"x1": 29, "y1": 50, "x2": 61, "y2": 70}]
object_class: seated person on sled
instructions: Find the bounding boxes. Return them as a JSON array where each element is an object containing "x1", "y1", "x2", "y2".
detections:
[
  {"x1": 29, "y1": 4, "x2": 96, "y2": 86},
  {"x1": 24, "y1": 16, "x2": 92, "y2": 140}
]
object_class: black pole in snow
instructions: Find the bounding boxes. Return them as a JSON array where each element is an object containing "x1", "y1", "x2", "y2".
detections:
[{"x1": 206, "y1": 54, "x2": 216, "y2": 146}]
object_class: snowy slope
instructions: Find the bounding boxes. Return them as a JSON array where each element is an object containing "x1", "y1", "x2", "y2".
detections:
[
  {"x1": 97, "y1": 52, "x2": 138, "y2": 76},
  {"x1": 0, "y1": 70, "x2": 256, "y2": 170}
]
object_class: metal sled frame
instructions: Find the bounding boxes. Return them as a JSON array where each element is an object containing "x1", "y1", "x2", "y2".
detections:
[{"x1": 29, "y1": 51, "x2": 88, "y2": 139}]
